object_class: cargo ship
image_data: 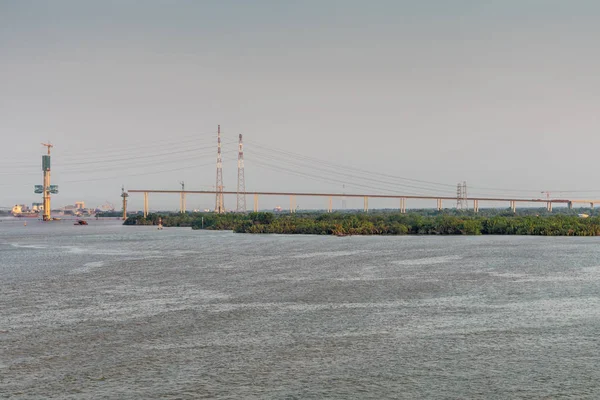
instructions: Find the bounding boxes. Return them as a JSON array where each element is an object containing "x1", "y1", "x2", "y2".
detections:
[{"x1": 11, "y1": 204, "x2": 41, "y2": 218}]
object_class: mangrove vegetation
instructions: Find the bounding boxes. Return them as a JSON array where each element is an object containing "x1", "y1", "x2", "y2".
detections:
[{"x1": 124, "y1": 210, "x2": 600, "y2": 236}]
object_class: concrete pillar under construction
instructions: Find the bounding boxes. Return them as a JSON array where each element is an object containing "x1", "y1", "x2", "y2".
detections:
[
  {"x1": 400, "y1": 197, "x2": 406, "y2": 214},
  {"x1": 437, "y1": 199, "x2": 442, "y2": 211},
  {"x1": 121, "y1": 187, "x2": 129, "y2": 221},
  {"x1": 253, "y1": 194, "x2": 259, "y2": 212},
  {"x1": 510, "y1": 200, "x2": 516, "y2": 213},
  {"x1": 290, "y1": 196, "x2": 296, "y2": 213},
  {"x1": 328, "y1": 196, "x2": 333, "y2": 213},
  {"x1": 364, "y1": 197, "x2": 369, "y2": 213},
  {"x1": 547, "y1": 202, "x2": 552, "y2": 212}
]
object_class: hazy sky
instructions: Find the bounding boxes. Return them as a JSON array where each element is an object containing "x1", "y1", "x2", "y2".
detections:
[{"x1": 1, "y1": 1, "x2": 600, "y2": 211}]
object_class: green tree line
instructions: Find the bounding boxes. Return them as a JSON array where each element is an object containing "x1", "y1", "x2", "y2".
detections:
[{"x1": 124, "y1": 211, "x2": 600, "y2": 236}]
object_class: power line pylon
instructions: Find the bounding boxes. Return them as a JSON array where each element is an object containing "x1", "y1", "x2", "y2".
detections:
[
  {"x1": 456, "y1": 181, "x2": 468, "y2": 210},
  {"x1": 179, "y1": 181, "x2": 186, "y2": 213},
  {"x1": 236, "y1": 134, "x2": 246, "y2": 212},
  {"x1": 215, "y1": 125, "x2": 225, "y2": 213}
]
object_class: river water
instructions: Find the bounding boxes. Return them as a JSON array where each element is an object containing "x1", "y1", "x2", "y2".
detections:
[{"x1": 1, "y1": 219, "x2": 600, "y2": 399}]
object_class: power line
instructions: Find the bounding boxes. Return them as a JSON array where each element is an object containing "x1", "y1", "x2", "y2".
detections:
[
  {"x1": 246, "y1": 140, "x2": 457, "y2": 189},
  {"x1": 247, "y1": 157, "x2": 432, "y2": 196},
  {"x1": 0, "y1": 136, "x2": 238, "y2": 167},
  {"x1": 0, "y1": 148, "x2": 238, "y2": 177},
  {"x1": 246, "y1": 139, "x2": 600, "y2": 196},
  {"x1": 247, "y1": 148, "x2": 456, "y2": 195},
  {"x1": 60, "y1": 159, "x2": 218, "y2": 184}
]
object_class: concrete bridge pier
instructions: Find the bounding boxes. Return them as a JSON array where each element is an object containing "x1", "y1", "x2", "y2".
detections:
[
  {"x1": 328, "y1": 196, "x2": 333, "y2": 213},
  {"x1": 568, "y1": 201, "x2": 573, "y2": 210},
  {"x1": 400, "y1": 197, "x2": 406, "y2": 214},
  {"x1": 253, "y1": 194, "x2": 259, "y2": 212},
  {"x1": 143, "y1": 192, "x2": 149, "y2": 218},
  {"x1": 510, "y1": 200, "x2": 516, "y2": 213},
  {"x1": 436, "y1": 199, "x2": 442, "y2": 211},
  {"x1": 473, "y1": 199, "x2": 479, "y2": 213},
  {"x1": 364, "y1": 197, "x2": 369, "y2": 213},
  {"x1": 290, "y1": 195, "x2": 296, "y2": 213},
  {"x1": 547, "y1": 202, "x2": 552, "y2": 212}
]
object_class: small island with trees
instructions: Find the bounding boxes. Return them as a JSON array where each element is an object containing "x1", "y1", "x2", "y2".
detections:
[{"x1": 124, "y1": 208, "x2": 600, "y2": 236}]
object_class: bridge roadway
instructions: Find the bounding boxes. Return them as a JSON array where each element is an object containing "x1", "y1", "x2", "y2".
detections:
[{"x1": 127, "y1": 189, "x2": 593, "y2": 217}]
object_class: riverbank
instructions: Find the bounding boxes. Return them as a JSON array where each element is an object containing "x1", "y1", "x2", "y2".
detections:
[{"x1": 124, "y1": 211, "x2": 600, "y2": 236}]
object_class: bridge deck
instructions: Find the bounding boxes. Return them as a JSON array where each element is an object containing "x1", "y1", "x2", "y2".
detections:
[{"x1": 127, "y1": 190, "x2": 573, "y2": 204}]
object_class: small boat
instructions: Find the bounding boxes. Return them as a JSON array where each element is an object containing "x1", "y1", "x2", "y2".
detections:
[{"x1": 74, "y1": 219, "x2": 88, "y2": 225}]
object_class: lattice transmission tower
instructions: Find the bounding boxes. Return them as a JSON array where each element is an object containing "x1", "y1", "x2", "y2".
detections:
[
  {"x1": 456, "y1": 181, "x2": 468, "y2": 210},
  {"x1": 237, "y1": 134, "x2": 246, "y2": 212},
  {"x1": 215, "y1": 125, "x2": 225, "y2": 213}
]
